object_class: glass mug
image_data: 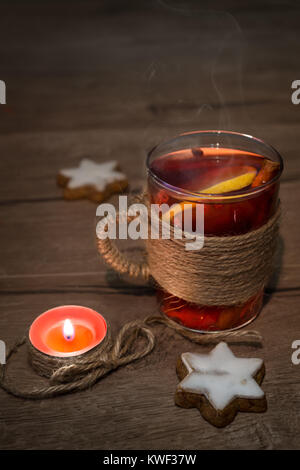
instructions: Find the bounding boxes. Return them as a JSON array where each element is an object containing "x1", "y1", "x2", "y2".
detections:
[{"x1": 97, "y1": 130, "x2": 283, "y2": 333}]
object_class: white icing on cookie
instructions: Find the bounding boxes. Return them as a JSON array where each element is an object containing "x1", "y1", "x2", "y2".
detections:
[
  {"x1": 60, "y1": 159, "x2": 127, "y2": 191},
  {"x1": 178, "y1": 342, "x2": 264, "y2": 410}
]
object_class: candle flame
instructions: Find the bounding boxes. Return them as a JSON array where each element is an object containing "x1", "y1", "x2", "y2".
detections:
[{"x1": 63, "y1": 319, "x2": 75, "y2": 341}]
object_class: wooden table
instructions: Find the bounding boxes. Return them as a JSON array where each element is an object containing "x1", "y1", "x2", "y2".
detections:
[{"x1": 0, "y1": 0, "x2": 300, "y2": 450}]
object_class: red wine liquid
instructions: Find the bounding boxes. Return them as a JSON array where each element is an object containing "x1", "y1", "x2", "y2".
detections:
[{"x1": 148, "y1": 147, "x2": 280, "y2": 331}]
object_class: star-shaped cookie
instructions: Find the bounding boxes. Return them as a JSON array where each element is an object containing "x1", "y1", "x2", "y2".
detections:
[
  {"x1": 57, "y1": 159, "x2": 128, "y2": 203},
  {"x1": 175, "y1": 342, "x2": 267, "y2": 427}
]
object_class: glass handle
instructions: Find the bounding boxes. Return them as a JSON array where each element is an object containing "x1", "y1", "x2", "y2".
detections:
[{"x1": 97, "y1": 211, "x2": 150, "y2": 280}]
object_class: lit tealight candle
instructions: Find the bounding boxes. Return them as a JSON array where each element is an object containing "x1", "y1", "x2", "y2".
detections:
[{"x1": 29, "y1": 305, "x2": 107, "y2": 358}]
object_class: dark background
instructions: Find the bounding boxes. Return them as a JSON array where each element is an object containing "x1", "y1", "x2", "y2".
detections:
[{"x1": 0, "y1": 0, "x2": 300, "y2": 450}]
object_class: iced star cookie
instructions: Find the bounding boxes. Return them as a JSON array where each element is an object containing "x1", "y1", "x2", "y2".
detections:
[
  {"x1": 57, "y1": 159, "x2": 128, "y2": 203},
  {"x1": 175, "y1": 342, "x2": 267, "y2": 428}
]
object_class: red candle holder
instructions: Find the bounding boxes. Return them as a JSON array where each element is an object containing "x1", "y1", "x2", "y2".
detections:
[{"x1": 29, "y1": 305, "x2": 107, "y2": 358}]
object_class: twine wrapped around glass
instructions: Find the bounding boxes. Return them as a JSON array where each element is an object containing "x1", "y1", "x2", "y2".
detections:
[{"x1": 97, "y1": 131, "x2": 283, "y2": 333}]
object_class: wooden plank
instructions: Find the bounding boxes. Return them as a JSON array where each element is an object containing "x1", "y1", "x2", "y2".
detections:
[
  {"x1": 0, "y1": 124, "x2": 298, "y2": 204},
  {"x1": 0, "y1": 179, "x2": 297, "y2": 281}
]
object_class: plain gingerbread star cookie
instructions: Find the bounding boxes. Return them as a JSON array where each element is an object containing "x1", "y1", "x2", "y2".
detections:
[
  {"x1": 57, "y1": 159, "x2": 128, "y2": 203},
  {"x1": 175, "y1": 342, "x2": 267, "y2": 428}
]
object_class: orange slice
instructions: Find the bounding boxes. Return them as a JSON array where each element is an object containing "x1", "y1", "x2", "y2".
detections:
[
  {"x1": 161, "y1": 202, "x2": 194, "y2": 223},
  {"x1": 161, "y1": 170, "x2": 257, "y2": 222},
  {"x1": 200, "y1": 171, "x2": 256, "y2": 194}
]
